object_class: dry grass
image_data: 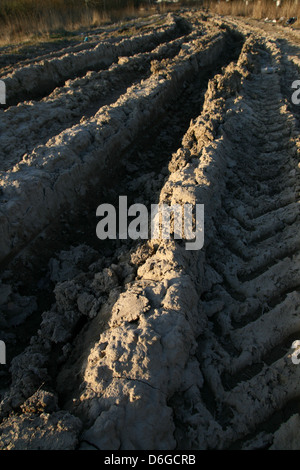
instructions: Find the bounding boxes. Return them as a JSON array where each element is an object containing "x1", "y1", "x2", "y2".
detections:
[
  {"x1": 0, "y1": 0, "x2": 299, "y2": 47},
  {"x1": 204, "y1": 0, "x2": 300, "y2": 27}
]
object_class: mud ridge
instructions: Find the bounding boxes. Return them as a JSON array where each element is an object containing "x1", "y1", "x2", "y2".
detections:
[{"x1": 1, "y1": 14, "x2": 189, "y2": 106}]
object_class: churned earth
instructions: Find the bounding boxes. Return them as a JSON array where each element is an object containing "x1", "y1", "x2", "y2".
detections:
[{"x1": 0, "y1": 8, "x2": 299, "y2": 450}]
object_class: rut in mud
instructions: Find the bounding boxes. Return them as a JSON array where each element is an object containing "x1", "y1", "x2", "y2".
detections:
[
  {"x1": 171, "y1": 41, "x2": 300, "y2": 450},
  {"x1": 0, "y1": 10, "x2": 299, "y2": 450}
]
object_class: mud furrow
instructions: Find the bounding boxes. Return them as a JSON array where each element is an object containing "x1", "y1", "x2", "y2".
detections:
[
  {"x1": 1, "y1": 14, "x2": 189, "y2": 106},
  {"x1": 188, "y1": 45, "x2": 300, "y2": 449},
  {"x1": 0, "y1": 17, "x2": 247, "y2": 450},
  {"x1": 0, "y1": 27, "x2": 237, "y2": 266},
  {"x1": 0, "y1": 11, "x2": 300, "y2": 451},
  {"x1": 0, "y1": 34, "x2": 190, "y2": 170},
  {"x1": 0, "y1": 15, "x2": 164, "y2": 74}
]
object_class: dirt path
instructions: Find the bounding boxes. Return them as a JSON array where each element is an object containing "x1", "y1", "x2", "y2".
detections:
[{"x1": 0, "y1": 10, "x2": 299, "y2": 450}]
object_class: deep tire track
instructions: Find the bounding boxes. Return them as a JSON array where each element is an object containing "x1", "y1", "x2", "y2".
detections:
[
  {"x1": 173, "y1": 42, "x2": 300, "y2": 450},
  {"x1": 1, "y1": 14, "x2": 189, "y2": 106}
]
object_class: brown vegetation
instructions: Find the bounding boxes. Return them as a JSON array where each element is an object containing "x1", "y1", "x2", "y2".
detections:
[
  {"x1": 203, "y1": 0, "x2": 300, "y2": 26},
  {"x1": 0, "y1": 0, "x2": 298, "y2": 46}
]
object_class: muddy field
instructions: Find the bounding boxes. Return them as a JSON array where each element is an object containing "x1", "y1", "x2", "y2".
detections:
[{"x1": 0, "y1": 8, "x2": 300, "y2": 450}]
